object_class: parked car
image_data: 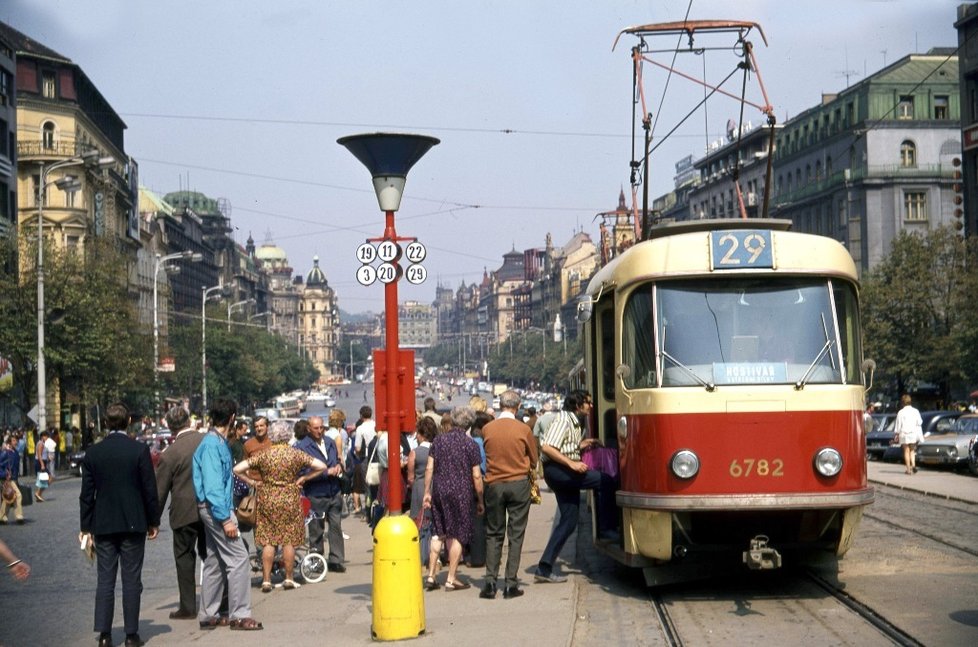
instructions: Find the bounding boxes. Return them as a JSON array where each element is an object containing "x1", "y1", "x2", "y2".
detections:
[
  {"x1": 916, "y1": 414, "x2": 978, "y2": 473},
  {"x1": 880, "y1": 410, "x2": 962, "y2": 462},
  {"x1": 865, "y1": 413, "x2": 896, "y2": 460},
  {"x1": 69, "y1": 449, "x2": 86, "y2": 477}
]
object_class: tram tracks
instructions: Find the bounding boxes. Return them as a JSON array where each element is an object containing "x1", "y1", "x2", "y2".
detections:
[
  {"x1": 804, "y1": 570, "x2": 924, "y2": 647},
  {"x1": 650, "y1": 592, "x2": 684, "y2": 647},
  {"x1": 644, "y1": 571, "x2": 927, "y2": 647},
  {"x1": 863, "y1": 509, "x2": 978, "y2": 558}
]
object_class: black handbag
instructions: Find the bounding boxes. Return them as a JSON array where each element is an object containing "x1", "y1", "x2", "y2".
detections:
[{"x1": 18, "y1": 483, "x2": 32, "y2": 506}]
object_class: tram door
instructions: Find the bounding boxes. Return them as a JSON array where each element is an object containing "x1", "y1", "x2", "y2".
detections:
[{"x1": 590, "y1": 296, "x2": 617, "y2": 449}]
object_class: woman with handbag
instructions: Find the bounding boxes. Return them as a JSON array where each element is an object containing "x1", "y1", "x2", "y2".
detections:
[
  {"x1": 232, "y1": 420, "x2": 327, "y2": 592},
  {"x1": 34, "y1": 430, "x2": 54, "y2": 502}
]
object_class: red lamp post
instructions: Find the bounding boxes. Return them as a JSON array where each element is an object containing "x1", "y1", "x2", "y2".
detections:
[{"x1": 338, "y1": 133, "x2": 439, "y2": 514}]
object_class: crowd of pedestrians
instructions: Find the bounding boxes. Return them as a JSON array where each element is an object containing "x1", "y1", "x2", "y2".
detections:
[{"x1": 0, "y1": 385, "x2": 622, "y2": 646}]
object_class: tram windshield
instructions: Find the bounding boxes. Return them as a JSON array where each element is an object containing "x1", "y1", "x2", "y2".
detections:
[{"x1": 621, "y1": 278, "x2": 860, "y2": 388}]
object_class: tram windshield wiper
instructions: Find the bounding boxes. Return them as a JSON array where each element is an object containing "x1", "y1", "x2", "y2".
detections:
[
  {"x1": 661, "y1": 349, "x2": 716, "y2": 391},
  {"x1": 794, "y1": 338, "x2": 835, "y2": 390}
]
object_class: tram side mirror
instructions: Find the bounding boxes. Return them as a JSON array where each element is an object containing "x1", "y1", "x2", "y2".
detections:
[
  {"x1": 576, "y1": 297, "x2": 594, "y2": 323},
  {"x1": 861, "y1": 358, "x2": 876, "y2": 392},
  {"x1": 616, "y1": 364, "x2": 631, "y2": 382}
]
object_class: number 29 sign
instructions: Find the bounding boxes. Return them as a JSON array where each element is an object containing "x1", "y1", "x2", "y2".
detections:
[{"x1": 356, "y1": 240, "x2": 427, "y2": 286}]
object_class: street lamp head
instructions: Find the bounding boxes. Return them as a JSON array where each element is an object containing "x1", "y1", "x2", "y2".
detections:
[
  {"x1": 78, "y1": 149, "x2": 115, "y2": 169},
  {"x1": 190, "y1": 252, "x2": 203, "y2": 262},
  {"x1": 54, "y1": 175, "x2": 81, "y2": 193},
  {"x1": 337, "y1": 133, "x2": 440, "y2": 212}
]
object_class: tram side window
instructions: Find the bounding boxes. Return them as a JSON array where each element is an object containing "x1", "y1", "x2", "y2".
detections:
[
  {"x1": 833, "y1": 281, "x2": 861, "y2": 384},
  {"x1": 622, "y1": 289, "x2": 656, "y2": 388},
  {"x1": 600, "y1": 306, "x2": 616, "y2": 401}
]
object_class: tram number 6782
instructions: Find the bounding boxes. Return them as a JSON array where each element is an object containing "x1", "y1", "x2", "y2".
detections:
[{"x1": 728, "y1": 458, "x2": 784, "y2": 477}]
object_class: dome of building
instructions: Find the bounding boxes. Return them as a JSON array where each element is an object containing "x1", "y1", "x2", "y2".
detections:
[
  {"x1": 255, "y1": 243, "x2": 288, "y2": 261},
  {"x1": 306, "y1": 255, "x2": 327, "y2": 288}
]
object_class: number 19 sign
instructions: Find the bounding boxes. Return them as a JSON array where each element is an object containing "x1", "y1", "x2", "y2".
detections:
[{"x1": 356, "y1": 239, "x2": 427, "y2": 286}]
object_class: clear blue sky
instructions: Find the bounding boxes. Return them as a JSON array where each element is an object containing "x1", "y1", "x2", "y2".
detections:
[{"x1": 3, "y1": 0, "x2": 959, "y2": 312}]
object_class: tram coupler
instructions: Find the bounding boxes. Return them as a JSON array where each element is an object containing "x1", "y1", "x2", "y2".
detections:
[{"x1": 742, "y1": 535, "x2": 782, "y2": 570}]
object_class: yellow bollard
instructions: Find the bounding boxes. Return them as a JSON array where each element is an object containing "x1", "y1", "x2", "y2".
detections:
[{"x1": 372, "y1": 514, "x2": 426, "y2": 641}]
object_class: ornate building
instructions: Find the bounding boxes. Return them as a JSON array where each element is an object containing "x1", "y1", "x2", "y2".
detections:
[
  {"x1": 299, "y1": 256, "x2": 339, "y2": 383},
  {"x1": 398, "y1": 300, "x2": 437, "y2": 349},
  {"x1": 7, "y1": 20, "x2": 136, "y2": 260},
  {"x1": 254, "y1": 236, "x2": 300, "y2": 350}
]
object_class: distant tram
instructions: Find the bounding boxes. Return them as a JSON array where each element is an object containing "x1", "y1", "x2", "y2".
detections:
[{"x1": 576, "y1": 219, "x2": 874, "y2": 584}]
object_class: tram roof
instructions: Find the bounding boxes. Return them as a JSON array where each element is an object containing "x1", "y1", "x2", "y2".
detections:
[{"x1": 585, "y1": 219, "x2": 859, "y2": 296}]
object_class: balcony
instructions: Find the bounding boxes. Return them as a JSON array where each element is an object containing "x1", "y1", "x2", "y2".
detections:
[
  {"x1": 774, "y1": 164, "x2": 954, "y2": 205},
  {"x1": 17, "y1": 140, "x2": 82, "y2": 160}
]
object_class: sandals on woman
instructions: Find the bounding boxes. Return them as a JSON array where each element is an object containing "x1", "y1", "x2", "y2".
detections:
[
  {"x1": 444, "y1": 579, "x2": 471, "y2": 591},
  {"x1": 229, "y1": 618, "x2": 263, "y2": 631},
  {"x1": 260, "y1": 581, "x2": 272, "y2": 593},
  {"x1": 282, "y1": 579, "x2": 300, "y2": 590},
  {"x1": 424, "y1": 576, "x2": 440, "y2": 591}
]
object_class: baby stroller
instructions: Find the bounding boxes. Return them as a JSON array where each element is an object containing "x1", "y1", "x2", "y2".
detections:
[{"x1": 248, "y1": 495, "x2": 328, "y2": 584}]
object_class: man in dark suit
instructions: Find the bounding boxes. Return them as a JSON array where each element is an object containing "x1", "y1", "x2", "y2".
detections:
[
  {"x1": 155, "y1": 405, "x2": 204, "y2": 620},
  {"x1": 294, "y1": 415, "x2": 345, "y2": 572},
  {"x1": 79, "y1": 402, "x2": 160, "y2": 647}
]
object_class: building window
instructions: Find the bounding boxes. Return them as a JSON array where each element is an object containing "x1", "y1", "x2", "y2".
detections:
[
  {"x1": 897, "y1": 95, "x2": 914, "y2": 119},
  {"x1": 0, "y1": 181, "x2": 8, "y2": 222},
  {"x1": 65, "y1": 188, "x2": 76, "y2": 208},
  {"x1": 42, "y1": 122, "x2": 55, "y2": 149},
  {"x1": 42, "y1": 72, "x2": 56, "y2": 98},
  {"x1": 900, "y1": 140, "x2": 917, "y2": 168},
  {"x1": 904, "y1": 191, "x2": 927, "y2": 221},
  {"x1": 0, "y1": 70, "x2": 9, "y2": 106},
  {"x1": 934, "y1": 95, "x2": 949, "y2": 120}
]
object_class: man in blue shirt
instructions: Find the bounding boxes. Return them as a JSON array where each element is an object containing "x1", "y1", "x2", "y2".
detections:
[
  {"x1": 295, "y1": 415, "x2": 346, "y2": 572},
  {"x1": 192, "y1": 399, "x2": 262, "y2": 632},
  {"x1": 0, "y1": 434, "x2": 24, "y2": 524}
]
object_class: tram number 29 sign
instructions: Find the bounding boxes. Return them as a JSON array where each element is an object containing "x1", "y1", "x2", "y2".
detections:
[
  {"x1": 710, "y1": 229, "x2": 774, "y2": 270},
  {"x1": 356, "y1": 240, "x2": 427, "y2": 287}
]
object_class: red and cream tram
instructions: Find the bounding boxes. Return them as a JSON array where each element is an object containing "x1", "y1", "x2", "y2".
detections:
[{"x1": 577, "y1": 219, "x2": 874, "y2": 584}]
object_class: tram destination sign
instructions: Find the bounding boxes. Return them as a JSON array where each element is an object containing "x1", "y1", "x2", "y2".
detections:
[{"x1": 710, "y1": 229, "x2": 774, "y2": 270}]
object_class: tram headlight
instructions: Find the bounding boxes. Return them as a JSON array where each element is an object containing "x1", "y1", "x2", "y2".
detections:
[
  {"x1": 814, "y1": 447, "x2": 843, "y2": 477},
  {"x1": 670, "y1": 449, "x2": 700, "y2": 479}
]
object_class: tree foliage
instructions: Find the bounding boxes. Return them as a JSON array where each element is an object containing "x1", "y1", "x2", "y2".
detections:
[
  {"x1": 0, "y1": 237, "x2": 151, "y2": 420},
  {"x1": 163, "y1": 308, "x2": 318, "y2": 415},
  {"x1": 860, "y1": 226, "x2": 978, "y2": 403}
]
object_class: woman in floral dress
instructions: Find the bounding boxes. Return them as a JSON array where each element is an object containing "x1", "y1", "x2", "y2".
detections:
[
  {"x1": 422, "y1": 406, "x2": 483, "y2": 591},
  {"x1": 233, "y1": 420, "x2": 327, "y2": 591}
]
